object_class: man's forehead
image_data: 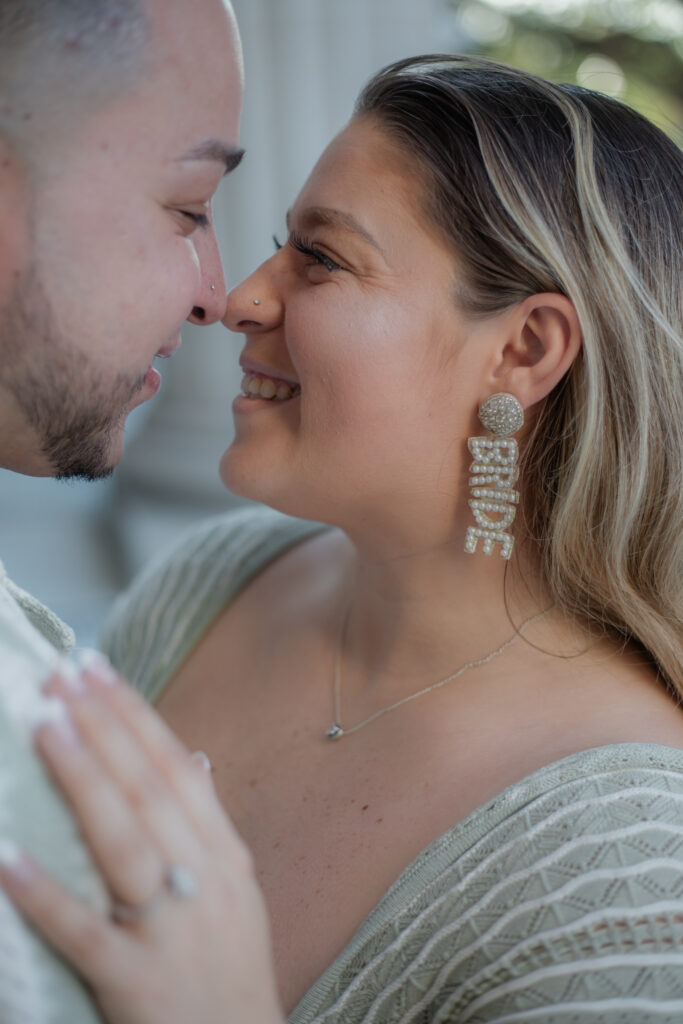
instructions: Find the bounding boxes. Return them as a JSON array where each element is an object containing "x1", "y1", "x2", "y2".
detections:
[
  {"x1": 145, "y1": 0, "x2": 240, "y2": 53},
  {"x1": 141, "y1": 0, "x2": 243, "y2": 131}
]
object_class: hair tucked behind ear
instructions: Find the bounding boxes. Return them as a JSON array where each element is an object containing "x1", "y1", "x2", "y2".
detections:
[{"x1": 356, "y1": 54, "x2": 683, "y2": 693}]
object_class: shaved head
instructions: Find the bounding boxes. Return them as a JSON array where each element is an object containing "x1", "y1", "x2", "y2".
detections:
[{"x1": 0, "y1": 0, "x2": 151, "y2": 160}]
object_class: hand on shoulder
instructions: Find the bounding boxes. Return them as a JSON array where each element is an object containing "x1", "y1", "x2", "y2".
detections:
[{"x1": 0, "y1": 656, "x2": 284, "y2": 1024}]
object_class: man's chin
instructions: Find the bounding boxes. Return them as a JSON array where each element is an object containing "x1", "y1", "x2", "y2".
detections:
[
  {"x1": 50, "y1": 422, "x2": 125, "y2": 481},
  {"x1": 55, "y1": 463, "x2": 116, "y2": 483}
]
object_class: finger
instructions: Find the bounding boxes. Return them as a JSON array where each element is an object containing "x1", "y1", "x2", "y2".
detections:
[
  {"x1": 0, "y1": 841, "x2": 130, "y2": 990},
  {"x1": 48, "y1": 663, "x2": 238, "y2": 850},
  {"x1": 45, "y1": 682, "x2": 204, "y2": 867},
  {"x1": 34, "y1": 710, "x2": 165, "y2": 907}
]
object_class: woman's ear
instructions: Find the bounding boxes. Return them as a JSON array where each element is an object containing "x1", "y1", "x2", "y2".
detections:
[{"x1": 489, "y1": 293, "x2": 582, "y2": 408}]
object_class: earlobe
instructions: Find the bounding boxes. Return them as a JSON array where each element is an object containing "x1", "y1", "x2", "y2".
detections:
[{"x1": 492, "y1": 293, "x2": 582, "y2": 408}]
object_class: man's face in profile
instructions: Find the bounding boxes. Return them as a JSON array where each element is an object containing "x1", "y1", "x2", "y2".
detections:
[{"x1": 0, "y1": 0, "x2": 243, "y2": 480}]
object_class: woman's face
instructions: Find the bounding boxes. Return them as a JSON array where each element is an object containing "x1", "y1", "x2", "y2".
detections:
[{"x1": 221, "y1": 117, "x2": 490, "y2": 531}]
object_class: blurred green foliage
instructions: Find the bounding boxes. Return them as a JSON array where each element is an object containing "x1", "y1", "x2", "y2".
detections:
[{"x1": 446, "y1": 0, "x2": 682, "y2": 138}]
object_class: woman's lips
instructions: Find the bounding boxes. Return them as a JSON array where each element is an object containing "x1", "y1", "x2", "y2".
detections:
[{"x1": 239, "y1": 356, "x2": 300, "y2": 389}]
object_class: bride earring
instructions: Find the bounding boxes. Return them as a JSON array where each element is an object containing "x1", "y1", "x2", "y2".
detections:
[{"x1": 464, "y1": 392, "x2": 524, "y2": 560}]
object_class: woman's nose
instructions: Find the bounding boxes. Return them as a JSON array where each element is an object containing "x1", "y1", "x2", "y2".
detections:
[
  {"x1": 222, "y1": 263, "x2": 282, "y2": 334},
  {"x1": 187, "y1": 221, "x2": 228, "y2": 326}
]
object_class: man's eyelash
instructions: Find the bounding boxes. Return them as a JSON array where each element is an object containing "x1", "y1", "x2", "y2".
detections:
[
  {"x1": 273, "y1": 232, "x2": 341, "y2": 272},
  {"x1": 182, "y1": 211, "x2": 210, "y2": 228}
]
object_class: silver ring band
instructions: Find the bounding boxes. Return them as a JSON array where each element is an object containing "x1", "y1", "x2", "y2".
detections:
[
  {"x1": 111, "y1": 895, "x2": 157, "y2": 925},
  {"x1": 110, "y1": 863, "x2": 199, "y2": 924}
]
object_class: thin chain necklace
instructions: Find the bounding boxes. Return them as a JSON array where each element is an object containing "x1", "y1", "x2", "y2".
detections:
[{"x1": 325, "y1": 601, "x2": 553, "y2": 741}]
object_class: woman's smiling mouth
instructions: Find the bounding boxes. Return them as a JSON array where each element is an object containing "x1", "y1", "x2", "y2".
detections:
[{"x1": 240, "y1": 372, "x2": 301, "y2": 401}]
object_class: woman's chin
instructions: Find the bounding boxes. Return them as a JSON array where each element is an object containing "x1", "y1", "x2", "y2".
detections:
[
  {"x1": 219, "y1": 447, "x2": 324, "y2": 522},
  {"x1": 219, "y1": 446, "x2": 284, "y2": 508},
  {"x1": 219, "y1": 447, "x2": 250, "y2": 497}
]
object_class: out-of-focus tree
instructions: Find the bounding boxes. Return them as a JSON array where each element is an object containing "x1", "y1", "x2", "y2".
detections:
[{"x1": 443, "y1": 0, "x2": 682, "y2": 137}]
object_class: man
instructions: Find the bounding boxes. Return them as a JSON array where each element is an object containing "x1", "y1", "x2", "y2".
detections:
[{"x1": 0, "y1": 1, "x2": 243, "y2": 1019}]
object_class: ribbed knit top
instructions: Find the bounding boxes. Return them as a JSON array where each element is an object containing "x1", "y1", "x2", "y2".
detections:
[{"x1": 102, "y1": 505, "x2": 683, "y2": 1023}]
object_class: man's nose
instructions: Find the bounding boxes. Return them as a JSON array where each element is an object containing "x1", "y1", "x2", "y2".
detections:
[{"x1": 187, "y1": 225, "x2": 227, "y2": 326}]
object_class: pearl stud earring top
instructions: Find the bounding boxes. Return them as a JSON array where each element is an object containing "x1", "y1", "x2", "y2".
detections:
[{"x1": 478, "y1": 392, "x2": 524, "y2": 436}]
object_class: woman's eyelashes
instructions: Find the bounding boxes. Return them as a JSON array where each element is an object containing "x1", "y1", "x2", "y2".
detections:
[{"x1": 273, "y1": 232, "x2": 342, "y2": 273}]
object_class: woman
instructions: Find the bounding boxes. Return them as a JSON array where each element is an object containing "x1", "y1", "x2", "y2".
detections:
[{"x1": 2, "y1": 54, "x2": 682, "y2": 1023}]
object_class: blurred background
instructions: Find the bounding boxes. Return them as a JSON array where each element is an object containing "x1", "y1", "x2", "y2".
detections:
[{"x1": 1, "y1": 0, "x2": 680, "y2": 646}]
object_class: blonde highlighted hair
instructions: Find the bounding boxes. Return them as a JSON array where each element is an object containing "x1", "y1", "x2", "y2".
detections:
[{"x1": 357, "y1": 54, "x2": 683, "y2": 692}]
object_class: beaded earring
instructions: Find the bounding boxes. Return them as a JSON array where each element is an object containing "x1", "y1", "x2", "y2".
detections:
[{"x1": 464, "y1": 392, "x2": 524, "y2": 560}]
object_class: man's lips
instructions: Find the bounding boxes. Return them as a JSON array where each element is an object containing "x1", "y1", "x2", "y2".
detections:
[
  {"x1": 155, "y1": 338, "x2": 183, "y2": 359},
  {"x1": 134, "y1": 338, "x2": 182, "y2": 403}
]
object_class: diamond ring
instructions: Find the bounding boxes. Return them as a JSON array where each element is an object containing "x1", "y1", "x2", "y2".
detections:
[
  {"x1": 164, "y1": 863, "x2": 199, "y2": 899},
  {"x1": 111, "y1": 863, "x2": 199, "y2": 924}
]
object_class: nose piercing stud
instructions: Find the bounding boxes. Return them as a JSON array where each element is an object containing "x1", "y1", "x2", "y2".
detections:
[
  {"x1": 210, "y1": 284, "x2": 216, "y2": 292},
  {"x1": 253, "y1": 299, "x2": 261, "y2": 306}
]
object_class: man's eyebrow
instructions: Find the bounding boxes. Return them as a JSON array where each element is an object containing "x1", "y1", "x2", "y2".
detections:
[
  {"x1": 286, "y1": 206, "x2": 383, "y2": 253},
  {"x1": 178, "y1": 140, "x2": 245, "y2": 176}
]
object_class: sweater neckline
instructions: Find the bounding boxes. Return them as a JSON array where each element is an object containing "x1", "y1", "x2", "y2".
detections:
[{"x1": 288, "y1": 740, "x2": 683, "y2": 1023}]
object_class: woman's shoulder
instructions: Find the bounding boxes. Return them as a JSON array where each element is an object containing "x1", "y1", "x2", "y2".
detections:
[
  {"x1": 293, "y1": 742, "x2": 683, "y2": 1024},
  {"x1": 100, "y1": 504, "x2": 325, "y2": 700}
]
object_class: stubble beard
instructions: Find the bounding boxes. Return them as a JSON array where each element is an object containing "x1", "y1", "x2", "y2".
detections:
[{"x1": 0, "y1": 263, "x2": 146, "y2": 481}]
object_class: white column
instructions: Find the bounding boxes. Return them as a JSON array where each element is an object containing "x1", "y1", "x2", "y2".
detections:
[{"x1": 112, "y1": 0, "x2": 441, "y2": 571}]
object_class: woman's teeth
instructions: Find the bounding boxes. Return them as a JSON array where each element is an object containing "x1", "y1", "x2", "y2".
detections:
[{"x1": 240, "y1": 373, "x2": 300, "y2": 401}]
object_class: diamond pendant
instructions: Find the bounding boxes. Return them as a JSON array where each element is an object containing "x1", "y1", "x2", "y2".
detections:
[{"x1": 326, "y1": 723, "x2": 344, "y2": 740}]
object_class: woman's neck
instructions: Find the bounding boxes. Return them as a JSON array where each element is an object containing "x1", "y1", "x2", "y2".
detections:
[{"x1": 329, "y1": 523, "x2": 555, "y2": 706}]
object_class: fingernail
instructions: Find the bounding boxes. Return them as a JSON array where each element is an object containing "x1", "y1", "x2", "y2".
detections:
[
  {"x1": 0, "y1": 839, "x2": 21, "y2": 869},
  {"x1": 0, "y1": 840, "x2": 33, "y2": 884},
  {"x1": 27, "y1": 696, "x2": 69, "y2": 731},
  {"x1": 53, "y1": 657, "x2": 85, "y2": 694},
  {"x1": 191, "y1": 750, "x2": 212, "y2": 774},
  {"x1": 30, "y1": 698, "x2": 79, "y2": 746},
  {"x1": 73, "y1": 648, "x2": 117, "y2": 684}
]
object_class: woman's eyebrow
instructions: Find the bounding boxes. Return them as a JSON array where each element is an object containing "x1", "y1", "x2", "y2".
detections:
[{"x1": 286, "y1": 206, "x2": 384, "y2": 254}]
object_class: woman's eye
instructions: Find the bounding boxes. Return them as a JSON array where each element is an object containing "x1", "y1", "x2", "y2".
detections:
[{"x1": 278, "y1": 231, "x2": 341, "y2": 273}]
